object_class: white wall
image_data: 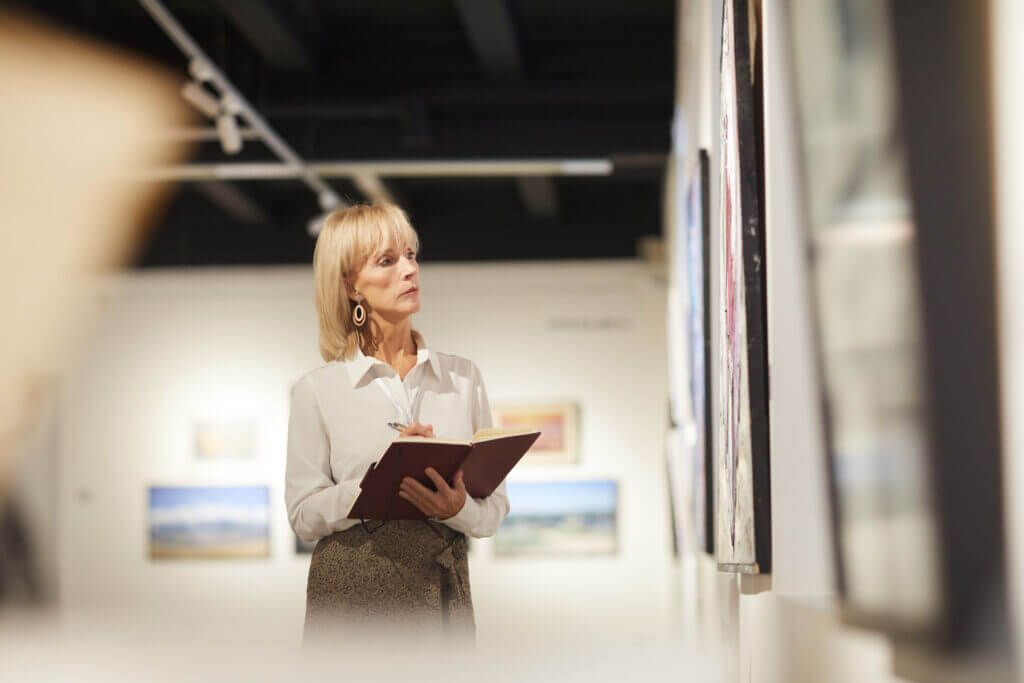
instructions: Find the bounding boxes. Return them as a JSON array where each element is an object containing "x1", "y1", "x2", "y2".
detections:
[
  {"x1": 993, "y1": 0, "x2": 1024, "y2": 675},
  {"x1": 56, "y1": 261, "x2": 675, "y2": 649}
]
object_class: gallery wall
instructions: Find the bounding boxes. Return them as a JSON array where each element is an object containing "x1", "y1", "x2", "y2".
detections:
[{"x1": 55, "y1": 261, "x2": 675, "y2": 648}]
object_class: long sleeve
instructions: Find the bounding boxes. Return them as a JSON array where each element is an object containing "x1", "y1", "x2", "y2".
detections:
[
  {"x1": 284, "y1": 375, "x2": 362, "y2": 543},
  {"x1": 441, "y1": 361, "x2": 511, "y2": 538}
]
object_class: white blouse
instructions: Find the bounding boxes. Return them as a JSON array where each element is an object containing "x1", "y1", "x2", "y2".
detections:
[{"x1": 285, "y1": 332, "x2": 509, "y2": 543}]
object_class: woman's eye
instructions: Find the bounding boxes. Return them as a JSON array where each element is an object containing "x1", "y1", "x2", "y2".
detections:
[{"x1": 379, "y1": 258, "x2": 392, "y2": 266}]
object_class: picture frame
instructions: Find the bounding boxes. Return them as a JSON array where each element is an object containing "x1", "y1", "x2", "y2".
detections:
[
  {"x1": 685, "y1": 150, "x2": 715, "y2": 555},
  {"x1": 193, "y1": 420, "x2": 259, "y2": 461},
  {"x1": 665, "y1": 428, "x2": 695, "y2": 555},
  {"x1": 490, "y1": 402, "x2": 578, "y2": 465},
  {"x1": 788, "y1": 0, "x2": 1006, "y2": 648},
  {"x1": 493, "y1": 479, "x2": 618, "y2": 557},
  {"x1": 148, "y1": 485, "x2": 271, "y2": 560},
  {"x1": 715, "y1": 0, "x2": 772, "y2": 574}
]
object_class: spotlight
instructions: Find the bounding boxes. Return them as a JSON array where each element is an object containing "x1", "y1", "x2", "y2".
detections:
[
  {"x1": 318, "y1": 191, "x2": 341, "y2": 212},
  {"x1": 307, "y1": 211, "x2": 330, "y2": 238},
  {"x1": 180, "y1": 81, "x2": 221, "y2": 119},
  {"x1": 216, "y1": 112, "x2": 242, "y2": 155},
  {"x1": 188, "y1": 57, "x2": 214, "y2": 83}
]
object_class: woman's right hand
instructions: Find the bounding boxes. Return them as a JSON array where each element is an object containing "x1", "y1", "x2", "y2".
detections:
[{"x1": 400, "y1": 421, "x2": 434, "y2": 438}]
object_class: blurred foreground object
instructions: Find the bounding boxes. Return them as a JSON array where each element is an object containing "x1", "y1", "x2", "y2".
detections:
[
  {"x1": 0, "y1": 498, "x2": 39, "y2": 603},
  {"x1": 0, "y1": 10, "x2": 188, "y2": 492}
]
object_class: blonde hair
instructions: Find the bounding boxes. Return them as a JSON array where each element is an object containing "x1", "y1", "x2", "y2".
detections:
[{"x1": 312, "y1": 203, "x2": 421, "y2": 362}]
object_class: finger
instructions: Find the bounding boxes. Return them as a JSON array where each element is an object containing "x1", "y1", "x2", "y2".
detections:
[
  {"x1": 399, "y1": 488, "x2": 440, "y2": 516},
  {"x1": 453, "y1": 469, "x2": 467, "y2": 493},
  {"x1": 424, "y1": 425, "x2": 434, "y2": 438},
  {"x1": 403, "y1": 476, "x2": 440, "y2": 498},
  {"x1": 424, "y1": 467, "x2": 451, "y2": 492},
  {"x1": 401, "y1": 422, "x2": 429, "y2": 438}
]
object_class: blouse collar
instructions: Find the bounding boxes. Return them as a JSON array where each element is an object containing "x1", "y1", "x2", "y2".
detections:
[{"x1": 342, "y1": 329, "x2": 441, "y2": 387}]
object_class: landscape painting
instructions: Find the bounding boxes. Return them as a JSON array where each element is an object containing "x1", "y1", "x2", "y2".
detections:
[
  {"x1": 491, "y1": 403, "x2": 578, "y2": 464},
  {"x1": 149, "y1": 486, "x2": 270, "y2": 559},
  {"x1": 494, "y1": 480, "x2": 617, "y2": 557}
]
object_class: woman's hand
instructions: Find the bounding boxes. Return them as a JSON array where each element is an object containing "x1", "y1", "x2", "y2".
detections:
[
  {"x1": 398, "y1": 468, "x2": 467, "y2": 520},
  {"x1": 399, "y1": 421, "x2": 434, "y2": 438}
]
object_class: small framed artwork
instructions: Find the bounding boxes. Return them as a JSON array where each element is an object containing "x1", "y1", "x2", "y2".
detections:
[
  {"x1": 494, "y1": 480, "x2": 618, "y2": 557},
  {"x1": 149, "y1": 486, "x2": 270, "y2": 559},
  {"x1": 193, "y1": 420, "x2": 260, "y2": 460},
  {"x1": 491, "y1": 403, "x2": 578, "y2": 465}
]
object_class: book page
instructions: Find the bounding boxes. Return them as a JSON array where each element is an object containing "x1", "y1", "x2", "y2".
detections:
[
  {"x1": 391, "y1": 436, "x2": 471, "y2": 446},
  {"x1": 471, "y1": 426, "x2": 541, "y2": 443}
]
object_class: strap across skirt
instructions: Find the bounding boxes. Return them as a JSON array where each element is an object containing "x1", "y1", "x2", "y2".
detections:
[{"x1": 303, "y1": 519, "x2": 475, "y2": 646}]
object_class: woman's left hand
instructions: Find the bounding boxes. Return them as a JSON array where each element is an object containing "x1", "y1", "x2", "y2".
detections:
[{"x1": 399, "y1": 468, "x2": 467, "y2": 520}]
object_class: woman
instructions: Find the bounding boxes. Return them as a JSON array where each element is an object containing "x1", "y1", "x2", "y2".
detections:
[{"x1": 285, "y1": 203, "x2": 509, "y2": 646}]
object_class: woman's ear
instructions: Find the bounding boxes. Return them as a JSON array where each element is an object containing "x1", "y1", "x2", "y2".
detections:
[{"x1": 342, "y1": 277, "x2": 357, "y2": 301}]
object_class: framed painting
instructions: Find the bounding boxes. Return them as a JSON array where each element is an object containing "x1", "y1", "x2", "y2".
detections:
[
  {"x1": 685, "y1": 150, "x2": 715, "y2": 555},
  {"x1": 193, "y1": 420, "x2": 259, "y2": 460},
  {"x1": 149, "y1": 486, "x2": 270, "y2": 560},
  {"x1": 715, "y1": 0, "x2": 772, "y2": 574},
  {"x1": 491, "y1": 402, "x2": 578, "y2": 464},
  {"x1": 494, "y1": 480, "x2": 617, "y2": 557},
  {"x1": 789, "y1": 0, "x2": 1005, "y2": 648},
  {"x1": 665, "y1": 428, "x2": 695, "y2": 555}
]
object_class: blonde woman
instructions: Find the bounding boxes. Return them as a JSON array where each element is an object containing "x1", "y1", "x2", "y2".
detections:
[{"x1": 285, "y1": 203, "x2": 508, "y2": 644}]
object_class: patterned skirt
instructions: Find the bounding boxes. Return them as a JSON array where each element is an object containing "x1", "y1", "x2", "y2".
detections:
[{"x1": 303, "y1": 519, "x2": 474, "y2": 647}]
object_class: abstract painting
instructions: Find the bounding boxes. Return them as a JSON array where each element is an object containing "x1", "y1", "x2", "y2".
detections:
[
  {"x1": 491, "y1": 403, "x2": 578, "y2": 464},
  {"x1": 716, "y1": 0, "x2": 771, "y2": 574},
  {"x1": 494, "y1": 480, "x2": 617, "y2": 556},
  {"x1": 149, "y1": 486, "x2": 270, "y2": 559}
]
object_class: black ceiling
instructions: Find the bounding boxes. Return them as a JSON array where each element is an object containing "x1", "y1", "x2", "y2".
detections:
[{"x1": 14, "y1": 0, "x2": 675, "y2": 265}]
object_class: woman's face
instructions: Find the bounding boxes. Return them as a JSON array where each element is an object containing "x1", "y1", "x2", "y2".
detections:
[{"x1": 349, "y1": 237, "x2": 421, "y2": 323}]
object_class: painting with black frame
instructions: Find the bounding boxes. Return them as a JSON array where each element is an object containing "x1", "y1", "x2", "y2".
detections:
[
  {"x1": 684, "y1": 150, "x2": 715, "y2": 555},
  {"x1": 788, "y1": 0, "x2": 1006, "y2": 650},
  {"x1": 715, "y1": 0, "x2": 771, "y2": 574}
]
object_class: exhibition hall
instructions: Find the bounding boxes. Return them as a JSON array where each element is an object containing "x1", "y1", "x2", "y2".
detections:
[{"x1": 1, "y1": 1, "x2": 1022, "y2": 682}]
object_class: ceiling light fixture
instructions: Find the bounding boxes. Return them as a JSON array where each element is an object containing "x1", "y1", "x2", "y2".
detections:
[
  {"x1": 215, "y1": 112, "x2": 242, "y2": 155},
  {"x1": 180, "y1": 81, "x2": 220, "y2": 119}
]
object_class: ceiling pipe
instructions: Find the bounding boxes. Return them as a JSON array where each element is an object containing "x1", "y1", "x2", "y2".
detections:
[
  {"x1": 137, "y1": 0, "x2": 345, "y2": 211},
  {"x1": 130, "y1": 158, "x2": 614, "y2": 182}
]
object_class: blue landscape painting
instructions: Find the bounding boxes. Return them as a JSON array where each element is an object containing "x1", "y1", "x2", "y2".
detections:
[
  {"x1": 149, "y1": 486, "x2": 270, "y2": 559},
  {"x1": 495, "y1": 480, "x2": 618, "y2": 556}
]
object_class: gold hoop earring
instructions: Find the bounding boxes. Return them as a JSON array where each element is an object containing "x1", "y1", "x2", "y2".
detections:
[{"x1": 351, "y1": 299, "x2": 367, "y2": 329}]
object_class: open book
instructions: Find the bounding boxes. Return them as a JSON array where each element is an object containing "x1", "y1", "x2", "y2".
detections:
[{"x1": 347, "y1": 427, "x2": 541, "y2": 521}]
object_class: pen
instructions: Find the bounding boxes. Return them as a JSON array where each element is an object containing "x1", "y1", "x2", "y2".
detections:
[{"x1": 388, "y1": 421, "x2": 407, "y2": 432}]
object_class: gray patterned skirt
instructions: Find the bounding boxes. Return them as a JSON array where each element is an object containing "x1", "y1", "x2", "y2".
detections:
[{"x1": 303, "y1": 520, "x2": 474, "y2": 647}]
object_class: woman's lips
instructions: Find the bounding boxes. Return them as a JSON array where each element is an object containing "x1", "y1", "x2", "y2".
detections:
[{"x1": 401, "y1": 287, "x2": 419, "y2": 296}]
